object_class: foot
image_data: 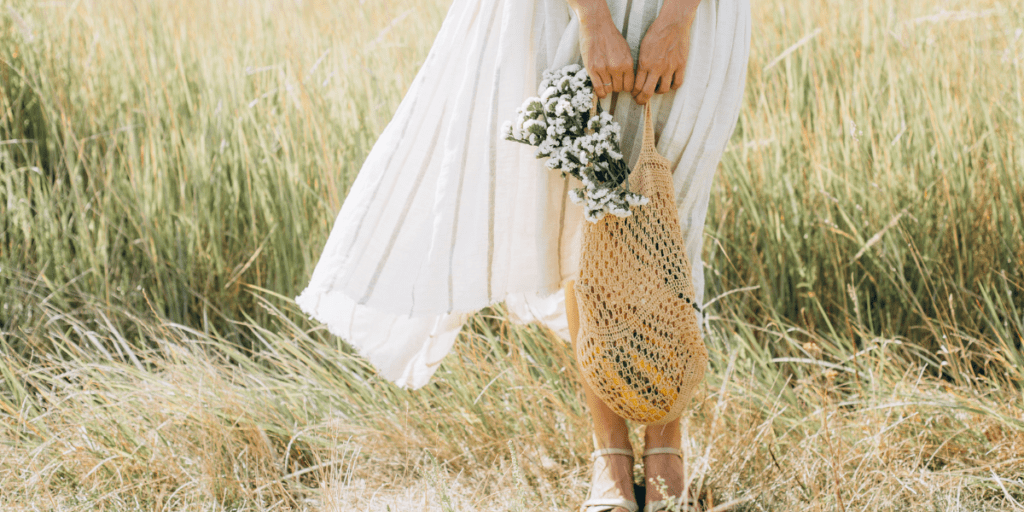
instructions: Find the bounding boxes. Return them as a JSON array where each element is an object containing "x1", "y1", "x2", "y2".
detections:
[
  {"x1": 583, "y1": 449, "x2": 638, "y2": 512},
  {"x1": 642, "y1": 450, "x2": 696, "y2": 512}
]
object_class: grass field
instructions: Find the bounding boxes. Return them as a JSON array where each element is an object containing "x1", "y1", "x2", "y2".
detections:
[{"x1": 2, "y1": 0, "x2": 1023, "y2": 510}]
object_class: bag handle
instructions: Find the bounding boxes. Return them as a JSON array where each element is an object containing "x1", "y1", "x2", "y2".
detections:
[{"x1": 640, "y1": 102, "x2": 656, "y2": 156}]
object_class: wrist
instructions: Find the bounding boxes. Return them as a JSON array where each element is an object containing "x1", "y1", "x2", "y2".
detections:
[
  {"x1": 569, "y1": 0, "x2": 615, "y2": 29},
  {"x1": 656, "y1": 0, "x2": 699, "y2": 25}
]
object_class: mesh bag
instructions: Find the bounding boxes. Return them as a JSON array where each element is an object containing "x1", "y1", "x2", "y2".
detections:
[{"x1": 574, "y1": 102, "x2": 708, "y2": 425}]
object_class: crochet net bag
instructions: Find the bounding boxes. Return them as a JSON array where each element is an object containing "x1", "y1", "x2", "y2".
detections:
[{"x1": 574, "y1": 102, "x2": 708, "y2": 425}]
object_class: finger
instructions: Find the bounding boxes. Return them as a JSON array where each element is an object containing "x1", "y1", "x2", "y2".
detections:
[
  {"x1": 637, "y1": 71, "x2": 659, "y2": 105},
  {"x1": 671, "y1": 68, "x2": 685, "y2": 90},
  {"x1": 611, "y1": 71, "x2": 624, "y2": 93},
  {"x1": 623, "y1": 68, "x2": 635, "y2": 94},
  {"x1": 632, "y1": 69, "x2": 648, "y2": 97},
  {"x1": 656, "y1": 73, "x2": 673, "y2": 94},
  {"x1": 592, "y1": 70, "x2": 610, "y2": 98}
]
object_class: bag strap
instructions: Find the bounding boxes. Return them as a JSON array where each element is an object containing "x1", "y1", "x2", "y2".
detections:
[
  {"x1": 585, "y1": 94, "x2": 658, "y2": 193},
  {"x1": 588, "y1": 94, "x2": 599, "y2": 133},
  {"x1": 641, "y1": 102, "x2": 656, "y2": 156}
]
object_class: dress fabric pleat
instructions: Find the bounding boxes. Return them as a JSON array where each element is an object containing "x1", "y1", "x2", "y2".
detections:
[{"x1": 296, "y1": 0, "x2": 751, "y2": 389}]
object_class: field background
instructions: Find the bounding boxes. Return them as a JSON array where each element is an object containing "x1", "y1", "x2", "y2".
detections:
[{"x1": 2, "y1": 0, "x2": 1024, "y2": 510}]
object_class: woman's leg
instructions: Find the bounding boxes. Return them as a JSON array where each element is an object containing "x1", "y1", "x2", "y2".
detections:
[
  {"x1": 643, "y1": 420, "x2": 689, "y2": 507},
  {"x1": 564, "y1": 280, "x2": 635, "y2": 511}
]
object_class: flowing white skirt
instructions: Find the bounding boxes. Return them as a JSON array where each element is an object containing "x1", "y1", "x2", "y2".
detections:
[{"x1": 296, "y1": 0, "x2": 751, "y2": 389}]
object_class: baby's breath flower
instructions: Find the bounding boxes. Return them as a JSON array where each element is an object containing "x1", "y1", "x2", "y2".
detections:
[
  {"x1": 523, "y1": 119, "x2": 546, "y2": 142},
  {"x1": 555, "y1": 98, "x2": 573, "y2": 116},
  {"x1": 504, "y1": 64, "x2": 649, "y2": 222},
  {"x1": 524, "y1": 97, "x2": 544, "y2": 115}
]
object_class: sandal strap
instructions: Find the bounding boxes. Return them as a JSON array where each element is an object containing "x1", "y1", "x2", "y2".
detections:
[
  {"x1": 642, "y1": 447, "x2": 682, "y2": 458},
  {"x1": 592, "y1": 447, "x2": 635, "y2": 459},
  {"x1": 582, "y1": 498, "x2": 640, "y2": 512}
]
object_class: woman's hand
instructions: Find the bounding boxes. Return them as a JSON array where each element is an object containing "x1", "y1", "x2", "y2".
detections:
[
  {"x1": 633, "y1": 0, "x2": 700, "y2": 105},
  {"x1": 568, "y1": 0, "x2": 635, "y2": 99}
]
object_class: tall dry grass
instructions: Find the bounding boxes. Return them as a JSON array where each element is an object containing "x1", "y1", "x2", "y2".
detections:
[{"x1": 1, "y1": 0, "x2": 1023, "y2": 510}]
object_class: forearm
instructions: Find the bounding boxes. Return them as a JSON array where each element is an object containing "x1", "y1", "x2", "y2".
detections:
[
  {"x1": 564, "y1": 0, "x2": 614, "y2": 27},
  {"x1": 657, "y1": 0, "x2": 701, "y2": 24}
]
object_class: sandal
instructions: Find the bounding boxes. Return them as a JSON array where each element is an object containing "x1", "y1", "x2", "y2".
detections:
[
  {"x1": 641, "y1": 448, "x2": 699, "y2": 512},
  {"x1": 581, "y1": 448, "x2": 639, "y2": 512}
]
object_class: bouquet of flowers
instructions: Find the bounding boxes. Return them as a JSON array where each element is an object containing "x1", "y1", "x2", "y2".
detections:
[{"x1": 502, "y1": 64, "x2": 648, "y2": 223}]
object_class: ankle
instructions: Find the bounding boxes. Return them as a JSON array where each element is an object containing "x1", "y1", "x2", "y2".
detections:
[
  {"x1": 642, "y1": 422, "x2": 681, "y2": 450},
  {"x1": 593, "y1": 433, "x2": 632, "y2": 452},
  {"x1": 643, "y1": 437, "x2": 681, "y2": 451}
]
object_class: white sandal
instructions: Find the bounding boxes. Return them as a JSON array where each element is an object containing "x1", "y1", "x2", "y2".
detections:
[
  {"x1": 641, "y1": 448, "x2": 699, "y2": 512},
  {"x1": 580, "y1": 448, "x2": 639, "y2": 512}
]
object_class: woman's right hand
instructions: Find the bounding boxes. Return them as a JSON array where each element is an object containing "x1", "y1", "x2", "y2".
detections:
[{"x1": 569, "y1": 1, "x2": 635, "y2": 99}]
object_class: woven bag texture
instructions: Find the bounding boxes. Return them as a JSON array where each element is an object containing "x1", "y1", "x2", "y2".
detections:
[{"x1": 575, "y1": 103, "x2": 708, "y2": 425}]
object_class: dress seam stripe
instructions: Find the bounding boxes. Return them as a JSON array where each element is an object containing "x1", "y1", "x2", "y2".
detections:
[
  {"x1": 486, "y1": 66, "x2": 502, "y2": 302},
  {"x1": 359, "y1": 102, "x2": 449, "y2": 305},
  {"x1": 316, "y1": 84, "x2": 423, "y2": 312},
  {"x1": 447, "y1": 0, "x2": 502, "y2": 312},
  {"x1": 676, "y1": 0, "x2": 739, "y2": 210}
]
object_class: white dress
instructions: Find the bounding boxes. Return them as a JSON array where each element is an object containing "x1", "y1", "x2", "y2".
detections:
[{"x1": 296, "y1": 0, "x2": 751, "y2": 389}]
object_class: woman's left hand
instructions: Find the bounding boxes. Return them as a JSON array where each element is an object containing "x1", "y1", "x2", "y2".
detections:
[{"x1": 633, "y1": 0, "x2": 699, "y2": 105}]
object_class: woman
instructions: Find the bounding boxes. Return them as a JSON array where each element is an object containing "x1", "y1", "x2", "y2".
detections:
[{"x1": 296, "y1": 0, "x2": 749, "y2": 510}]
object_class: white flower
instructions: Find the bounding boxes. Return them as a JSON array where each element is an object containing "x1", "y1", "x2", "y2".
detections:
[
  {"x1": 537, "y1": 138, "x2": 556, "y2": 157},
  {"x1": 555, "y1": 98, "x2": 573, "y2": 116},
  {"x1": 523, "y1": 118, "x2": 547, "y2": 139},
  {"x1": 625, "y1": 192, "x2": 648, "y2": 206},
  {"x1": 503, "y1": 63, "x2": 648, "y2": 215},
  {"x1": 571, "y1": 93, "x2": 591, "y2": 112},
  {"x1": 558, "y1": 75, "x2": 574, "y2": 92}
]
